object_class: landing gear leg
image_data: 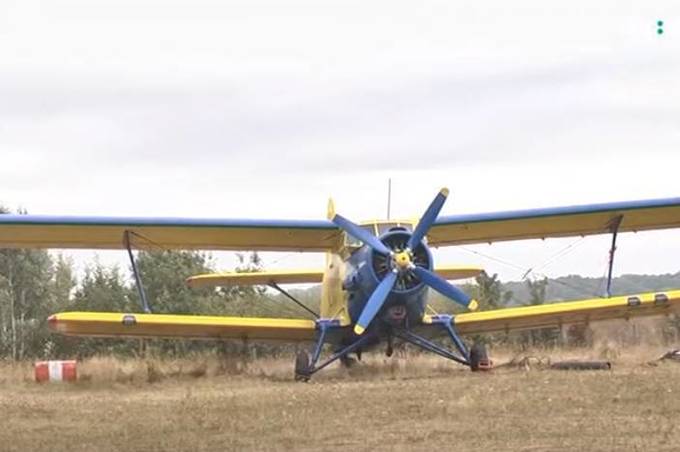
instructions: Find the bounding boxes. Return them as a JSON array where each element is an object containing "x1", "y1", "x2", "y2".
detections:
[
  {"x1": 395, "y1": 315, "x2": 493, "y2": 371},
  {"x1": 293, "y1": 319, "x2": 373, "y2": 382}
]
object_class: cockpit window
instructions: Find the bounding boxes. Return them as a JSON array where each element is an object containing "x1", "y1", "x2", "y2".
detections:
[
  {"x1": 343, "y1": 222, "x2": 414, "y2": 248},
  {"x1": 344, "y1": 224, "x2": 377, "y2": 248},
  {"x1": 377, "y1": 223, "x2": 411, "y2": 235}
]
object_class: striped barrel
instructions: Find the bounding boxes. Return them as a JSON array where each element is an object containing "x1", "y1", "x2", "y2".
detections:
[{"x1": 34, "y1": 360, "x2": 77, "y2": 383}]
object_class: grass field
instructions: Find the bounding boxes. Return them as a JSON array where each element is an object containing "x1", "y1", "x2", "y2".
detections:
[{"x1": 2, "y1": 347, "x2": 680, "y2": 451}]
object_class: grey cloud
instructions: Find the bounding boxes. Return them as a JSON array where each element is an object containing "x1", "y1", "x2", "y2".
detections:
[{"x1": 2, "y1": 51, "x2": 679, "y2": 182}]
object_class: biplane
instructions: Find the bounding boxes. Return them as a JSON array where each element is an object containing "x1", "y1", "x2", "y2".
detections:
[{"x1": 2, "y1": 190, "x2": 680, "y2": 380}]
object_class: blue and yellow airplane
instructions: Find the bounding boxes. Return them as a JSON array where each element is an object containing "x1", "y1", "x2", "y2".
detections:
[{"x1": 2, "y1": 190, "x2": 680, "y2": 380}]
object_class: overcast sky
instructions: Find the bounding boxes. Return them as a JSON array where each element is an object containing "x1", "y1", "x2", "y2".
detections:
[{"x1": 1, "y1": 0, "x2": 680, "y2": 293}]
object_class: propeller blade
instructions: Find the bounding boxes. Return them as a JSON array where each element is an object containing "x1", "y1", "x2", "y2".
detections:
[
  {"x1": 412, "y1": 266, "x2": 478, "y2": 311},
  {"x1": 354, "y1": 271, "x2": 398, "y2": 335},
  {"x1": 331, "y1": 213, "x2": 392, "y2": 255},
  {"x1": 407, "y1": 187, "x2": 449, "y2": 251}
]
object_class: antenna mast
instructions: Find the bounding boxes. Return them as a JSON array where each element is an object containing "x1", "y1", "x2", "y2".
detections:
[{"x1": 387, "y1": 178, "x2": 392, "y2": 220}]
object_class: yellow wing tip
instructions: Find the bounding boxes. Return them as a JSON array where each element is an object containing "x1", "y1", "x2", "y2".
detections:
[
  {"x1": 440, "y1": 187, "x2": 450, "y2": 197},
  {"x1": 186, "y1": 274, "x2": 215, "y2": 288},
  {"x1": 327, "y1": 197, "x2": 336, "y2": 220},
  {"x1": 354, "y1": 324, "x2": 365, "y2": 335},
  {"x1": 47, "y1": 314, "x2": 58, "y2": 330},
  {"x1": 468, "y1": 299, "x2": 479, "y2": 311}
]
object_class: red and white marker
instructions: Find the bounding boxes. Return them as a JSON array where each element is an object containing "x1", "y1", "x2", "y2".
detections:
[{"x1": 34, "y1": 360, "x2": 77, "y2": 383}]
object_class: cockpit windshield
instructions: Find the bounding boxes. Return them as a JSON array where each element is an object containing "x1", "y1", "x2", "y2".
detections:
[
  {"x1": 377, "y1": 222, "x2": 410, "y2": 235},
  {"x1": 343, "y1": 222, "x2": 414, "y2": 248},
  {"x1": 343, "y1": 224, "x2": 377, "y2": 248}
]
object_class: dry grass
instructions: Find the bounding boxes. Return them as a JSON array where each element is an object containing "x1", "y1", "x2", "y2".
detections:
[{"x1": 2, "y1": 345, "x2": 680, "y2": 451}]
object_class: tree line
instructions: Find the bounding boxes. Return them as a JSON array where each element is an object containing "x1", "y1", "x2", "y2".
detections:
[{"x1": 0, "y1": 242, "x2": 296, "y2": 360}]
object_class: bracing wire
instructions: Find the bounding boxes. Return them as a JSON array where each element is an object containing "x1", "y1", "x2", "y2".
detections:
[
  {"x1": 531, "y1": 236, "x2": 588, "y2": 273},
  {"x1": 125, "y1": 230, "x2": 168, "y2": 252},
  {"x1": 262, "y1": 292, "x2": 313, "y2": 318},
  {"x1": 459, "y1": 237, "x2": 606, "y2": 300},
  {"x1": 458, "y1": 246, "x2": 528, "y2": 273},
  {"x1": 523, "y1": 249, "x2": 614, "y2": 300}
]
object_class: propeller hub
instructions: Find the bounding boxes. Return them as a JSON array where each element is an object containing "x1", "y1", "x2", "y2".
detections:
[{"x1": 394, "y1": 250, "x2": 412, "y2": 269}]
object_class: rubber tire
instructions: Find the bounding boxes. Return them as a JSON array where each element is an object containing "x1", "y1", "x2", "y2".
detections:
[
  {"x1": 340, "y1": 355, "x2": 357, "y2": 368},
  {"x1": 469, "y1": 342, "x2": 489, "y2": 372},
  {"x1": 294, "y1": 350, "x2": 311, "y2": 382}
]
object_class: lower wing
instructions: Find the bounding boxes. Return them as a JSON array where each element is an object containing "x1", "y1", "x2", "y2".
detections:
[
  {"x1": 49, "y1": 290, "x2": 679, "y2": 343},
  {"x1": 424, "y1": 290, "x2": 680, "y2": 335},
  {"x1": 48, "y1": 312, "x2": 326, "y2": 342}
]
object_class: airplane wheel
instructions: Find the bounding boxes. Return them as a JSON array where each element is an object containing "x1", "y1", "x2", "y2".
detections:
[
  {"x1": 294, "y1": 350, "x2": 311, "y2": 382},
  {"x1": 469, "y1": 342, "x2": 492, "y2": 372},
  {"x1": 340, "y1": 354, "x2": 357, "y2": 368}
]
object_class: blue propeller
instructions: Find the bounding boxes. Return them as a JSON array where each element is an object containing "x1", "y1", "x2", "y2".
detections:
[
  {"x1": 332, "y1": 187, "x2": 478, "y2": 336},
  {"x1": 353, "y1": 271, "x2": 397, "y2": 335},
  {"x1": 412, "y1": 266, "x2": 477, "y2": 310},
  {"x1": 407, "y1": 187, "x2": 449, "y2": 251}
]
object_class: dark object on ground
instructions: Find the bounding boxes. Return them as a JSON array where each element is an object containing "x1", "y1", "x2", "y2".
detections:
[
  {"x1": 658, "y1": 349, "x2": 680, "y2": 362},
  {"x1": 494, "y1": 355, "x2": 551, "y2": 370},
  {"x1": 551, "y1": 360, "x2": 611, "y2": 371},
  {"x1": 469, "y1": 342, "x2": 493, "y2": 371}
]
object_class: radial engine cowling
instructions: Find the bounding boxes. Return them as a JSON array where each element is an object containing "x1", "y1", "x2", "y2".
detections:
[{"x1": 370, "y1": 230, "x2": 432, "y2": 293}]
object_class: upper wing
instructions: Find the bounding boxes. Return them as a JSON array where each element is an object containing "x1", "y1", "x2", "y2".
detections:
[
  {"x1": 428, "y1": 197, "x2": 680, "y2": 246},
  {"x1": 48, "y1": 312, "x2": 326, "y2": 342},
  {"x1": 0, "y1": 215, "x2": 342, "y2": 252},
  {"x1": 424, "y1": 290, "x2": 680, "y2": 335}
]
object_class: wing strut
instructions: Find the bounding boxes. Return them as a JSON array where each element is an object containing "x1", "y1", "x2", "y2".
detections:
[
  {"x1": 124, "y1": 231, "x2": 151, "y2": 313},
  {"x1": 268, "y1": 282, "x2": 319, "y2": 319},
  {"x1": 605, "y1": 215, "x2": 624, "y2": 298}
]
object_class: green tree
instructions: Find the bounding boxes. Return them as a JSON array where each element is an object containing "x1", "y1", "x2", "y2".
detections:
[
  {"x1": 0, "y1": 206, "x2": 56, "y2": 360},
  {"x1": 474, "y1": 271, "x2": 513, "y2": 310},
  {"x1": 135, "y1": 250, "x2": 218, "y2": 314},
  {"x1": 41, "y1": 255, "x2": 77, "y2": 357},
  {"x1": 51, "y1": 254, "x2": 76, "y2": 310},
  {"x1": 526, "y1": 277, "x2": 548, "y2": 306},
  {"x1": 71, "y1": 262, "x2": 131, "y2": 312}
]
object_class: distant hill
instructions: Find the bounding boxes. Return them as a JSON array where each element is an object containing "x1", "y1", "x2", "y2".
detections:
[
  {"x1": 503, "y1": 272, "x2": 680, "y2": 305},
  {"x1": 282, "y1": 271, "x2": 680, "y2": 312}
]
